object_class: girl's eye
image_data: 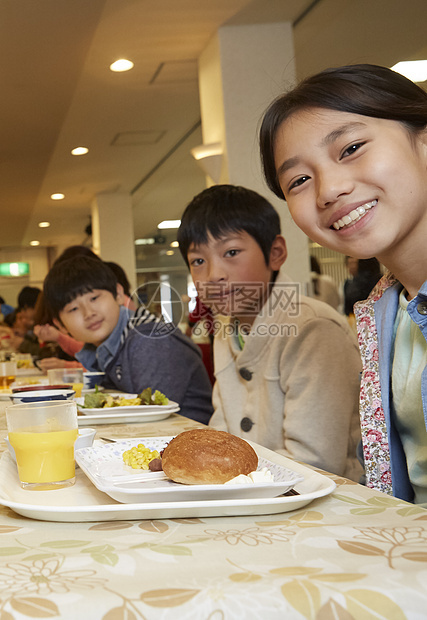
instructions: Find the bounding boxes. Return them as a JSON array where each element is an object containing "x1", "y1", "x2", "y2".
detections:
[
  {"x1": 91, "y1": 294, "x2": 99, "y2": 302},
  {"x1": 225, "y1": 249, "x2": 240, "y2": 258},
  {"x1": 289, "y1": 175, "x2": 310, "y2": 191},
  {"x1": 341, "y1": 142, "x2": 365, "y2": 159},
  {"x1": 190, "y1": 258, "x2": 204, "y2": 267}
]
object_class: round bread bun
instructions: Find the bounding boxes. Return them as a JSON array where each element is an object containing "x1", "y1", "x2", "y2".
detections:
[{"x1": 161, "y1": 428, "x2": 258, "y2": 485}]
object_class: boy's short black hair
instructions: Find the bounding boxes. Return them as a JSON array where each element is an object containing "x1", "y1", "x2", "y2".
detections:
[
  {"x1": 43, "y1": 256, "x2": 118, "y2": 320},
  {"x1": 177, "y1": 184, "x2": 281, "y2": 267}
]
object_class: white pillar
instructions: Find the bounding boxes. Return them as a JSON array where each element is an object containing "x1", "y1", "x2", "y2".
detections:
[
  {"x1": 91, "y1": 192, "x2": 137, "y2": 291},
  {"x1": 198, "y1": 22, "x2": 310, "y2": 289}
]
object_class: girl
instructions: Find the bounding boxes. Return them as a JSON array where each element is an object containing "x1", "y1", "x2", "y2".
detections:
[{"x1": 259, "y1": 64, "x2": 427, "y2": 504}]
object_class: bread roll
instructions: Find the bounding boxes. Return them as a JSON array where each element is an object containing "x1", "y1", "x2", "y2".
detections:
[{"x1": 161, "y1": 428, "x2": 258, "y2": 485}]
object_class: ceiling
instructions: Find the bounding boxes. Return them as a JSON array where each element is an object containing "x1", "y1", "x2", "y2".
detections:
[{"x1": 1, "y1": 0, "x2": 426, "y2": 258}]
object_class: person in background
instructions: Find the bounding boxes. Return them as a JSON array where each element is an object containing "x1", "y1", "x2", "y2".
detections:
[
  {"x1": 343, "y1": 257, "x2": 382, "y2": 316},
  {"x1": 309, "y1": 255, "x2": 340, "y2": 311},
  {"x1": 104, "y1": 261, "x2": 137, "y2": 311},
  {"x1": 7, "y1": 286, "x2": 43, "y2": 355},
  {"x1": 178, "y1": 184, "x2": 363, "y2": 480},
  {"x1": 259, "y1": 63, "x2": 427, "y2": 504},
  {"x1": 43, "y1": 256, "x2": 213, "y2": 424},
  {"x1": 0, "y1": 296, "x2": 14, "y2": 319}
]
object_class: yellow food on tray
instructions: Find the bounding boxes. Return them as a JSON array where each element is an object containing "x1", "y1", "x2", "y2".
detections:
[
  {"x1": 82, "y1": 387, "x2": 169, "y2": 409},
  {"x1": 122, "y1": 443, "x2": 160, "y2": 469}
]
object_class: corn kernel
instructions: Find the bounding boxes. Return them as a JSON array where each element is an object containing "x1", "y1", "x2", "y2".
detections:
[{"x1": 122, "y1": 443, "x2": 160, "y2": 469}]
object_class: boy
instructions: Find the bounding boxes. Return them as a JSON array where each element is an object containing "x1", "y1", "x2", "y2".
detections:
[
  {"x1": 43, "y1": 256, "x2": 213, "y2": 424},
  {"x1": 178, "y1": 184, "x2": 363, "y2": 480}
]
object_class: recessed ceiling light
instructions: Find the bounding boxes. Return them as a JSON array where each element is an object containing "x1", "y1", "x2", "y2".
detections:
[
  {"x1": 166, "y1": 250, "x2": 174, "y2": 256},
  {"x1": 110, "y1": 59, "x2": 134, "y2": 72},
  {"x1": 135, "y1": 237, "x2": 155, "y2": 245},
  {"x1": 71, "y1": 146, "x2": 89, "y2": 156},
  {"x1": 30, "y1": 240, "x2": 40, "y2": 246},
  {"x1": 51, "y1": 193, "x2": 64, "y2": 200},
  {"x1": 391, "y1": 60, "x2": 427, "y2": 82},
  {"x1": 158, "y1": 220, "x2": 181, "y2": 229},
  {"x1": 38, "y1": 222, "x2": 50, "y2": 228},
  {"x1": 170, "y1": 241, "x2": 179, "y2": 248}
]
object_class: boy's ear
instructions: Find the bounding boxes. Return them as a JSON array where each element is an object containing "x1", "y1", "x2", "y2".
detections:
[
  {"x1": 268, "y1": 235, "x2": 287, "y2": 271},
  {"x1": 115, "y1": 283, "x2": 125, "y2": 305}
]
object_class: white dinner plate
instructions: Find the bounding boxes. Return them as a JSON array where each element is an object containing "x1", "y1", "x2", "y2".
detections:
[
  {"x1": 0, "y1": 447, "x2": 336, "y2": 522},
  {"x1": 76, "y1": 393, "x2": 179, "y2": 425},
  {"x1": 75, "y1": 437, "x2": 305, "y2": 503}
]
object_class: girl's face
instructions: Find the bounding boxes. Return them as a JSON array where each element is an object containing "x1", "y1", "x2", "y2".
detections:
[{"x1": 273, "y1": 108, "x2": 427, "y2": 265}]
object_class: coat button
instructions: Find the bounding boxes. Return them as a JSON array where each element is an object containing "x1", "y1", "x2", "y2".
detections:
[
  {"x1": 417, "y1": 302, "x2": 427, "y2": 316},
  {"x1": 240, "y1": 417, "x2": 254, "y2": 432},
  {"x1": 239, "y1": 368, "x2": 252, "y2": 381}
]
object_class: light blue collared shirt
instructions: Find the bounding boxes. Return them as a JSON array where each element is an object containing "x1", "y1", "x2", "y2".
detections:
[{"x1": 76, "y1": 306, "x2": 132, "y2": 371}]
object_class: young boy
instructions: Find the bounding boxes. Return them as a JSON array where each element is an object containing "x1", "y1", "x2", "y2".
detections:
[
  {"x1": 178, "y1": 184, "x2": 363, "y2": 480},
  {"x1": 43, "y1": 256, "x2": 213, "y2": 424}
]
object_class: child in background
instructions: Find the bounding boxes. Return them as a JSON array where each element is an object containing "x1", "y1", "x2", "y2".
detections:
[
  {"x1": 178, "y1": 184, "x2": 363, "y2": 480},
  {"x1": 43, "y1": 256, "x2": 213, "y2": 424},
  {"x1": 259, "y1": 63, "x2": 427, "y2": 504}
]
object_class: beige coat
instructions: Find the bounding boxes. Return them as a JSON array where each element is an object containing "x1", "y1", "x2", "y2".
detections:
[{"x1": 209, "y1": 271, "x2": 363, "y2": 482}]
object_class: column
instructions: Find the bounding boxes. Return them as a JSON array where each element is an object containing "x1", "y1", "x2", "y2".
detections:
[
  {"x1": 91, "y1": 192, "x2": 137, "y2": 291},
  {"x1": 198, "y1": 22, "x2": 310, "y2": 289}
]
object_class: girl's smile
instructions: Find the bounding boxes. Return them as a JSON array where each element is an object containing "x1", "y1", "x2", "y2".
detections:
[{"x1": 273, "y1": 108, "x2": 427, "y2": 277}]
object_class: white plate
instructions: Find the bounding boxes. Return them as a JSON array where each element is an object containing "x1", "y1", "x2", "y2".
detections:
[
  {"x1": 0, "y1": 447, "x2": 336, "y2": 522},
  {"x1": 76, "y1": 393, "x2": 179, "y2": 425},
  {"x1": 77, "y1": 408, "x2": 178, "y2": 425},
  {"x1": 76, "y1": 393, "x2": 178, "y2": 415},
  {"x1": 75, "y1": 437, "x2": 305, "y2": 503}
]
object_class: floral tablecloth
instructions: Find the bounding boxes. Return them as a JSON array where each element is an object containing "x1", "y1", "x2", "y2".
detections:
[{"x1": 0, "y1": 410, "x2": 426, "y2": 619}]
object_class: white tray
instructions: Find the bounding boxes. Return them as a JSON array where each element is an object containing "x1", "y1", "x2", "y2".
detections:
[
  {"x1": 75, "y1": 437, "x2": 305, "y2": 503},
  {"x1": 0, "y1": 444, "x2": 336, "y2": 522}
]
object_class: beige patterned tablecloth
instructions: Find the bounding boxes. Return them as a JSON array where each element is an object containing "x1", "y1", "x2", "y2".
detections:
[{"x1": 0, "y1": 406, "x2": 426, "y2": 619}]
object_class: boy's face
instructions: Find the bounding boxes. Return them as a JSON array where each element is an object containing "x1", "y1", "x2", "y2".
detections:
[
  {"x1": 56, "y1": 289, "x2": 121, "y2": 347},
  {"x1": 187, "y1": 230, "x2": 286, "y2": 326}
]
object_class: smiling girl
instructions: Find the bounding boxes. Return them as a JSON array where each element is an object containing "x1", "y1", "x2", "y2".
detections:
[{"x1": 259, "y1": 64, "x2": 427, "y2": 504}]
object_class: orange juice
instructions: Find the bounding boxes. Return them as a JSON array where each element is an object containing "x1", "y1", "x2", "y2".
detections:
[
  {"x1": 8, "y1": 428, "x2": 78, "y2": 484},
  {"x1": 0, "y1": 375, "x2": 15, "y2": 389},
  {"x1": 72, "y1": 382, "x2": 83, "y2": 398}
]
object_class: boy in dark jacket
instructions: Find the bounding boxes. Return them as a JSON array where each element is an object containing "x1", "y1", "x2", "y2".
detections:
[{"x1": 43, "y1": 256, "x2": 213, "y2": 424}]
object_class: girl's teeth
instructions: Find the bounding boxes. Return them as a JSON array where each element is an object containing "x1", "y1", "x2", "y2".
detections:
[{"x1": 332, "y1": 200, "x2": 377, "y2": 230}]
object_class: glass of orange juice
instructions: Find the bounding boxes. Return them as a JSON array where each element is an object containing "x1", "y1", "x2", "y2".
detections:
[
  {"x1": 0, "y1": 360, "x2": 16, "y2": 391},
  {"x1": 6, "y1": 400, "x2": 78, "y2": 490},
  {"x1": 47, "y1": 368, "x2": 84, "y2": 397}
]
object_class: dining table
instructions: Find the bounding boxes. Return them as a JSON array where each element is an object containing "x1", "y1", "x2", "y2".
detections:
[{"x1": 0, "y1": 390, "x2": 426, "y2": 620}]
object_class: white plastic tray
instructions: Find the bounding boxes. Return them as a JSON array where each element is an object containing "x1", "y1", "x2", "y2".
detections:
[
  {"x1": 75, "y1": 437, "x2": 305, "y2": 503},
  {"x1": 0, "y1": 443, "x2": 336, "y2": 522}
]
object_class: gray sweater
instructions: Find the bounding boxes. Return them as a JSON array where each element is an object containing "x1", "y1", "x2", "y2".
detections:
[{"x1": 77, "y1": 306, "x2": 213, "y2": 425}]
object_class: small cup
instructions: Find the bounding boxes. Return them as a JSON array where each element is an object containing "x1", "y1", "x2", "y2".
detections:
[
  {"x1": 0, "y1": 360, "x2": 17, "y2": 390},
  {"x1": 6, "y1": 400, "x2": 78, "y2": 490},
  {"x1": 83, "y1": 371, "x2": 105, "y2": 390}
]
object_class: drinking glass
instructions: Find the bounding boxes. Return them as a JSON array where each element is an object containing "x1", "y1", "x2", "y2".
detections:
[
  {"x1": 0, "y1": 360, "x2": 17, "y2": 390},
  {"x1": 6, "y1": 400, "x2": 78, "y2": 490}
]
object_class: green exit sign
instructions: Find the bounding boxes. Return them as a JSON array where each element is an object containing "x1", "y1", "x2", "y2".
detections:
[{"x1": 0, "y1": 262, "x2": 30, "y2": 277}]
